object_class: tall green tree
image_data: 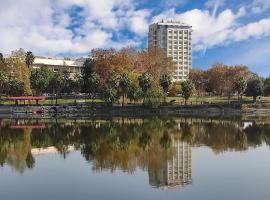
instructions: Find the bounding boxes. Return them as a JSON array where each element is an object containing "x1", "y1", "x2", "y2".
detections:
[
  {"x1": 30, "y1": 67, "x2": 53, "y2": 95},
  {"x1": 119, "y1": 74, "x2": 131, "y2": 106},
  {"x1": 25, "y1": 51, "x2": 35, "y2": 69},
  {"x1": 127, "y1": 84, "x2": 142, "y2": 103},
  {"x1": 159, "y1": 74, "x2": 172, "y2": 102},
  {"x1": 263, "y1": 77, "x2": 270, "y2": 96},
  {"x1": 8, "y1": 79, "x2": 24, "y2": 96},
  {"x1": 233, "y1": 76, "x2": 247, "y2": 102},
  {"x1": 103, "y1": 86, "x2": 119, "y2": 106},
  {"x1": 181, "y1": 80, "x2": 194, "y2": 105},
  {"x1": 245, "y1": 78, "x2": 263, "y2": 103},
  {"x1": 0, "y1": 70, "x2": 8, "y2": 101},
  {"x1": 0, "y1": 53, "x2": 5, "y2": 70},
  {"x1": 48, "y1": 72, "x2": 64, "y2": 105},
  {"x1": 85, "y1": 72, "x2": 100, "y2": 102},
  {"x1": 138, "y1": 73, "x2": 150, "y2": 103}
]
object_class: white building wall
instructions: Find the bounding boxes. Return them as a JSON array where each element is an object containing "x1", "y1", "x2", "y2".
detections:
[{"x1": 148, "y1": 20, "x2": 192, "y2": 81}]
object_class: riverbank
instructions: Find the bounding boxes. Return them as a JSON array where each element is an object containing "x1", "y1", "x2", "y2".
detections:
[{"x1": 1, "y1": 104, "x2": 269, "y2": 117}]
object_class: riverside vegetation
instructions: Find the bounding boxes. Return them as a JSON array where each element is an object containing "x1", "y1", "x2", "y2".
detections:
[{"x1": 1, "y1": 47, "x2": 270, "y2": 108}]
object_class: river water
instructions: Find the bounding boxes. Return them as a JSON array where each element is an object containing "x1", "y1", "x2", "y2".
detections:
[{"x1": 0, "y1": 117, "x2": 270, "y2": 200}]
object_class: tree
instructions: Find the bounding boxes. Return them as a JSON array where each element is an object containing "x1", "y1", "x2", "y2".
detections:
[
  {"x1": 144, "y1": 86, "x2": 164, "y2": 108},
  {"x1": 47, "y1": 72, "x2": 64, "y2": 105},
  {"x1": 103, "y1": 86, "x2": 119, "y2": 106},
  {"x1": 0, "y1": 53, "x2": 5, "y2": 70},
  {"x1": 30, "y1": 67, "x2": 53, "y2": 95},
  {"x1": 159, "y1": 74, "x2": 172, "y2": 102},
  {"x1": 71, "y1": 73, "x2": 82, "y2": 94},
  {"x1": 0, "y1": 70, "x2": 8, "y2": 102},
  {"x1": 7, "y1": 79, "x2": 24, "y2": 96},
  {"x1": 138, "y1": 73, "x2": 150, "y2": 102},
  {"x1": 181, "y1": 80, "x2": 194, "y2": 105},
  {"x1": 5, "y1": 56, "x2": 32, "y2": 95},
  {"x1": 245, "y1": 78, "x2": 263, "y2": 103},
  {"x1": 263, "y1": 77, "x2": 270, "y2": 96},
  {"x1": 85, "y1": 72, "x2": 100, "y2": 101},
  {"x1": 233, "y1": 76, "x2": 247, "y2": 102},
  {"x1": 106, "y1": 73, "x2": 120, "y2": 89},
  {"x1": 189, "y1": 69, "x2": 208, "y2": 97},
  {"x1": 127, "y1": 83, "x2": 142, "y2": 103},
  {"x1": 25, "y1": 51, "x2": 35, "y2": 69},
  {"x1": 91, "y1": 48, "x2": 134, "y2": 84},
  {"x1": 135, "y1": 46, "x2": 174, "y2": 85},
  {"x1": 119, "y1": 74, "x2": 131, "y2": 106}
]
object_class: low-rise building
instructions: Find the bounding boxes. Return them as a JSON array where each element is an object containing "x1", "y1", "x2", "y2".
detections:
[{"x1": 32, "y1": 57, "x2": 85, "y2": 78}]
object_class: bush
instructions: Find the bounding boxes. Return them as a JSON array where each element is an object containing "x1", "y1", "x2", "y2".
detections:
[
  {"x1": 103, "y1": 86, "x2": 119, "y2": 105},
  {"x1": 168, "y1": 81, "x2": 181, "y2": 97},
  {"x1": 144, "y1": 86, "x2": 164, "y2": 108}
]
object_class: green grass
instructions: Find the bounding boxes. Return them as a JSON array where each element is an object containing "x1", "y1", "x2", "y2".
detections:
[{"x1": 1, "y1": 96, "x2": 270, "y2": 107}]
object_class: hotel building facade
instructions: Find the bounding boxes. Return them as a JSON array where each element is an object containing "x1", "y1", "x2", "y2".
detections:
[{"x1": 148, "y1": 20, "x2": 192, "y2": 81}]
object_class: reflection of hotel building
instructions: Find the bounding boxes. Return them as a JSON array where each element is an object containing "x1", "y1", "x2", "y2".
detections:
[
  {"x1": 149, "y1": 140, "x2": 192, "y2": 189},
  {"x1": 32, "y1": 57, "x2": 85, "y2": 78},
  {"x1": 148, "y1": 20, "x2": 192, "y2": 81}
]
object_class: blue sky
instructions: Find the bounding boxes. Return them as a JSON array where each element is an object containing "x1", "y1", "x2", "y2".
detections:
[{"x1": 0, "y1": 0, "x2": 270, "y2": 76}]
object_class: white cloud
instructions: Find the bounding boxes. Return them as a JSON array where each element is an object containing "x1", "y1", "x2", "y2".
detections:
[
  {"x1": 0, "y1": 0, "x2": 270, "y2": 57},
  {"x1": 251, "y1": 0, "x2": 270, "y2": 14},
  {"x1": 152, "y1": 6, "x2": 270, "y2": 52},
  {"x1": 152, "y1": 8, "x2": 245, "y2": 51},
  {"x1": 232, "y1": 17, "x2": 270, "y2": 41},
  {"x1": 0, "y1": 0, "x2": 150, "y2": 56}
]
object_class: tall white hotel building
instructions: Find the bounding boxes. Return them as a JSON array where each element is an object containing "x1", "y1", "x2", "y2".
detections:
[{"x1": 148, "y1": 20, "x2": 192, "y2": 81}]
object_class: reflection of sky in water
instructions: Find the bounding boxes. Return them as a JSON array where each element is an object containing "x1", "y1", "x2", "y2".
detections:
[
  {"x1": 1, "y1": 146, "x2": 270, "y2": 200},
  {"x1": 0, "y1": 118, "x2": 270, "y2": 200}
]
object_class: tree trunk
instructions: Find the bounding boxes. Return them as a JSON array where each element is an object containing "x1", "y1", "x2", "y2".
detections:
[
  {"x1": 122, "y1": 95, "x2": 124, "y2": 107},
  {"x1": 253, "y1": 96, "x2": 256, "y2": 103}
]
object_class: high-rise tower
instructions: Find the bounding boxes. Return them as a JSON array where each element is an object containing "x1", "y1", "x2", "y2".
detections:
[{"x1": 148, "y1": 20, "x2": 192, "y2": 81}]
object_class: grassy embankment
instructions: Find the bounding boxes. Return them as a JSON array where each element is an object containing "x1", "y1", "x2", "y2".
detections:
[{"x1": 1, "y1": 96, "x2": 270, "y2": 108}]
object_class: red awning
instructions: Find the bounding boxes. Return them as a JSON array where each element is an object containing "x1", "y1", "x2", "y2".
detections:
[{"x1": 7, "y1": 96, "x2": 46, "y2": 101}]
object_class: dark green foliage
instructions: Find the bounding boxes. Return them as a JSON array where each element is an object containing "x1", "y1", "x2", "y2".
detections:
[
  {"x1": 25, "y1": 51, "x2": 35, "y2": 68},
  {"x1": 245, "y1": 78, "x2": 263, "y2": 103},
  {"x1": 8, "y1": 79, "x2": 24, "y2": 96},
  {"x1": 233, "y1": 76, "x2": 247, "y2": 102},
  {"x1": 127, "y1": 84, "x2": 142, "y2": 103},
  {"x1": 181, "y1": 80, "x2": 194, "y2": 104},
  {"x1": 264, "y1": 77, "x2": 270, "y2": 96},
  {"x1": 138, "y1": 73, "x2": 151, "y2": 94},
  {"x1": 103, "y1": 86, "x2": 119, "y2": 105},
  {"x1": 0, "y1": 70, "x2": 8, "y2": 96},
  {"x1": 159, "y1": 74, "x2": 172, "y2": 95},
  {"x1": 144, "y1": 87, "x2": 164, "y2": 108},
  {"x1": 84, "y1": 72, "x2": 100, "y2": 100},
  {"x1": 106, "y1": 73, "x2": 120, "y2": 88},
  {"x1": 30, "y1": 67, "x2": 53, "y2": 95},
  {"x1": 119, "y1": 74, "x2": 131, "y2": 105}
]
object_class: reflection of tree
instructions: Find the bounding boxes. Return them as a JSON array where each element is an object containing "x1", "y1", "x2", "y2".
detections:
[
  {"x1": 1, "y1": 117, "x2": 270, "y2": 176},
  {"x1": 160, "y1": 131, "x2": 171, "y2": 149},
  {"x1": 235, "y1": 131, "x2": 248, "y2": 150},
  {"x1": 0, "y1": 127, "x2": 34, "y2": 173},
  {"x1": 139, "y1": 132, "x2": 152, "y2": 150}
]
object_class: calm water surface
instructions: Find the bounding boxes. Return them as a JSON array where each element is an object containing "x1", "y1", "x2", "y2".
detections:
[{"x1": 1, "y1": 117, "x2": 270, "y2": 200}]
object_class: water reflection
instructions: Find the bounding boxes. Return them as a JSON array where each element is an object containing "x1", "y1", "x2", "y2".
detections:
[
  {"x1": 149, "y1": 140, "x2": 192, "y2": 189},
  {"x1": 1, "y1": 117, "x2": 270, "y2": 190}
]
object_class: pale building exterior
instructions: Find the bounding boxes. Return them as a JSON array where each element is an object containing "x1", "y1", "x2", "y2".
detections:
[
  {"x1": 149, "y1": 140, "x2": 192, "y2": 189},
  {"x1": 148, "y1": 20, "x2": 192, "y2": 81},
  {"x1": 32, "y1": 57, "x2": 85, "y2": 78}
]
